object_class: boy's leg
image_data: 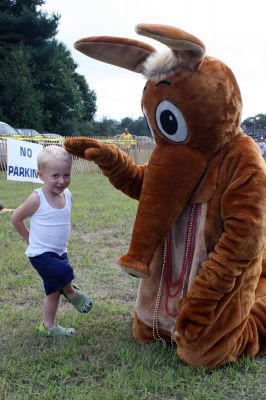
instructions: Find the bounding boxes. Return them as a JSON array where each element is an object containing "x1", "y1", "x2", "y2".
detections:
[
  {"x1": 30, "y1": 253, "x2": 76, "y2": 336},
  {"x1": 38, "y1": 289, "x2": 75, "y2": 337},
  {"x1": 62, "y1": 282, "x2": 76, "y2": 299},
  {"x1": 43, "y1": 290, "x2": 61, "y2": 329}
]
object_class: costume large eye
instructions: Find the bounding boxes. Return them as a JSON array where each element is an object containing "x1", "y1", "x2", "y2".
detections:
[{"x1": 156, "y1": 100, "x2": 188, "y2": 143}]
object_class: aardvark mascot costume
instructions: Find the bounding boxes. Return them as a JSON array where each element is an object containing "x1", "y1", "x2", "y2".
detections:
[{"x1": 65, "y1": 24, "x2": 266, "y2": 368}]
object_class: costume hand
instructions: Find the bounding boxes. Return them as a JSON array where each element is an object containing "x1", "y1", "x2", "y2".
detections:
[
  {"x1": 64, "y1": 136, "x2": 145, "y2": 200},
  {"x1": 64, "y1": 137, "x2": 118, "y2": 166}
]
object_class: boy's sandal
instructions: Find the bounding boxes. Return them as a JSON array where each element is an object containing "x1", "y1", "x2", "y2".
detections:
[
  {"x1": 37, "y1": 322, "x2": 75, "y2": 337},
  {"x1": 68, "y1": 289, "x2": 93, "y2": 314}
]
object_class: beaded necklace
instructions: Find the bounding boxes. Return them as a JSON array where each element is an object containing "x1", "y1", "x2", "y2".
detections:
[{"x1": 152, "y1": 203, "x2": 200, "y2": 349}]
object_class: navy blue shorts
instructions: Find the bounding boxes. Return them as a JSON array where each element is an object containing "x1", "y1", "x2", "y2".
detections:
[{"x1": 29, "y1": 252, "x2": 75, "y2": 295}]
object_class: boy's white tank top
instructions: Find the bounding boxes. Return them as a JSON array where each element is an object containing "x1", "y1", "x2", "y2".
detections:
[{"x1": 25, "y1": 188, "x2": 71, "y2": 257}]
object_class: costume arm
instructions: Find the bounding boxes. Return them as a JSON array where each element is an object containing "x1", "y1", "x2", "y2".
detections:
[
  {"x1": 64, "y1": 138, "x2": 146, "y2": 199},
  {"x1": 94, "y1": 145, "x2": 146, "y2": 200},
  {"x1": 176, "y1": 161, "x2": 266, "y2": 340}
]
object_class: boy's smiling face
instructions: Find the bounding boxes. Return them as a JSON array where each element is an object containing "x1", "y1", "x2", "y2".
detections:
[{"x1": 38, "y1": 160, "x2": 71, "y2": 196}]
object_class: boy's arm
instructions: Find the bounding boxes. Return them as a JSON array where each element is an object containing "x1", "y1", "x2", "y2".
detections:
[{"x1": 11, "y1": 192, "x2": 39, "y2": 243}]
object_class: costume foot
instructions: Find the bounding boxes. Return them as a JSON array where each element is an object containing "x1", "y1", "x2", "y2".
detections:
[
  {"x1": 119, "y1": 254, "x2": 150, "y2": 278},
  {"x1": 37, "y1": 323, "x2": 75, "y2": 337},
  {"x1": 67, "y1": 289, "x2": 93, "y2": 313}
]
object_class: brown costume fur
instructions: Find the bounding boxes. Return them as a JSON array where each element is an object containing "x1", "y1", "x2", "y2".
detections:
[{"x1": 64, "y1": 24, "x2": 266, "y2": 368}]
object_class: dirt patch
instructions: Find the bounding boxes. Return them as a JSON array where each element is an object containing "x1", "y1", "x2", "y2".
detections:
[{"x1": 72, "y1": 226, "x2": 129, "y2": 245}]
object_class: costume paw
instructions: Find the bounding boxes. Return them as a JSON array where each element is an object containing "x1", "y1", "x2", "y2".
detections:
[
  {"x1": 119, "y1": 254, "x2": 150, "y2": 278},
  {"x1": 64, "y1": 137, "x2": 107, "y2": 158},
  {"x1": 64, "y1": 137, "x2": 118, "y2": 166}
]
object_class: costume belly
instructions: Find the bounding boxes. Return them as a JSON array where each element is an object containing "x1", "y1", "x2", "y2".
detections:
[{"x1": 135, "y1": 203, "x2": 208, "y2": 339}]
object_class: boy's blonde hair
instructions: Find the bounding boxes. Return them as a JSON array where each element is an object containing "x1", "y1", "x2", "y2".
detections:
[{"x1": 37, "y1": 145, "x2": 72, "y2": 170}]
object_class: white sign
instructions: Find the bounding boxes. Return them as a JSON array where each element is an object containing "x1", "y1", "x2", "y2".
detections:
[{"x1": 7, "y1": 138, "x2": 43, "y2": 183}]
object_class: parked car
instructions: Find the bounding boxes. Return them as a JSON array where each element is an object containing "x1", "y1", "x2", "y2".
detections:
[
  {"x1": 16, "y1": 129, "x2": 46, "y2": 145},
  {"x1": 17, "y1": 128, "x2": 44, "y2": 138},
  {"x1": 0, "y1": 121, "x2": 21, "y2": 138},
  {"x1": 0, "y1": 122, "x2": 22, "y2": 170}
]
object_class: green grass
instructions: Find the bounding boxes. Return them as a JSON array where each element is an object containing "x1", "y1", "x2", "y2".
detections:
[{"x1": 0, "y1": 174, "x2": 266, "y2": 399}]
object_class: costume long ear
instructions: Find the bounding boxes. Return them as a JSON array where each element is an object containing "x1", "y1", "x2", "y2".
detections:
[
  {"x1": 136, "y1": 23, "x2": 205, "y2": 69},
  {"x1": 74, "y1": 36, "x2": 156, "y2": 73}
]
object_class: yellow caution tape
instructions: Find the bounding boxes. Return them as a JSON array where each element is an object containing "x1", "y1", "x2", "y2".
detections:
[
  {"x1": 0, "y1": 136, "x2": 63, "y2": 142},
  {"x1": 99, "y1": 139, "x2": 137, "y2": 145},
  {"x1": 0, "y1": 136, "x2": 136, "y2": 145}
]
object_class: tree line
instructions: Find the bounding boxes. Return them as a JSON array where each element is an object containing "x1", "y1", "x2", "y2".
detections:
[{"x1": 242, "y1": 114, "x2": 266, "y2": 130}]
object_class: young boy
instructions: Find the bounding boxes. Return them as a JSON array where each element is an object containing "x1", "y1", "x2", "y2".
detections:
[{"x1": 11, "y1": 145, "x2": 92, "y2": 337}]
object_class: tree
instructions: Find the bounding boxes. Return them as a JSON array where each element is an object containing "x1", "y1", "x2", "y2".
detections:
[
  {"x1": 241, "y1": 114, "x2": 266, "y2": 140},
  {"x1": 0, "y1": 45, "x2": 43, "y2": 129},
  {"x1": 242, "y1": 114, "x2": 266, "y2": 129},
  {"x1": 32, "y1": 39, "x2": 96, "y2": 134},
  {"x1": 82, "y1": 117, "x2": 118, "y2": 137},
  {"x1": 0, "y1": 0, "x2": 59, "y2": 47},
  {"x1": 73, "y1": 115, "x2": 152, "y2": 138},
  {"x1": 118, "y1": 116, "x2": 151, "y2": 137},
  {"x1": 0, "y1": 0, "x2": 97, "y2": 134},
  {"x1": 74, "y1": 73, "x2": 97, "y2": 122}
]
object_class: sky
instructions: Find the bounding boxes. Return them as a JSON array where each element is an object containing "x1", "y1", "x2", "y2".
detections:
[{"x1": 42, "y1": 0, "x2": 266, "y2": 122}]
